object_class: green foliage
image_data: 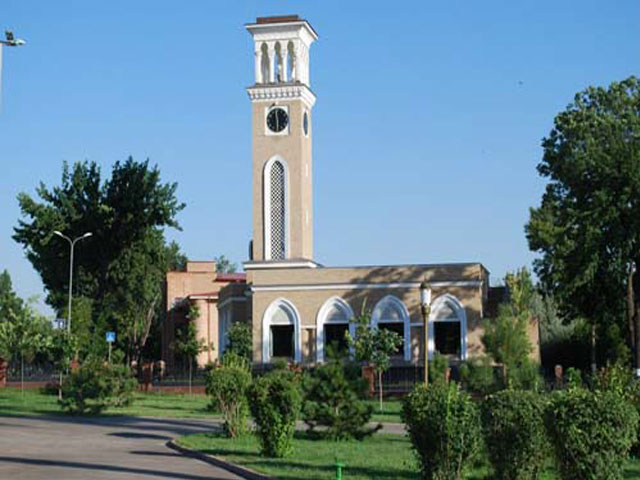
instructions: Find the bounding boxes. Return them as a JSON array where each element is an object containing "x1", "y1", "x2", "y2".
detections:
[
  {"x1": 594, "y1": 363, "x2": 639, "y2": 402},
  {"x1": 526, "y1": 77, "x2": 640, "y2": 368},
  {"x1": 0, "y1": 270, "x2": 24, "y2": 327},
  {"x1": 428, "y1": 353, "x2": 449, "y2": 386},
  {"x1": 213, "y1": 255, "x2": 237, "y2": 274},
  {"x1": 302, "y1": 359, "x2": 379, "y2": 440},
  {"x1": 402, "y1": 383, "x2": 482, "y2": 480},
  {"x1": 13, "y1": 158, "x2": 185, "y2": 362},
  {"x1": 348, "y1": 303, "x2": 403, "y2": 373},
  {"x1": 594, "y1": 363, "x2": 640, "y2": 454},
  {"x1": 0, "y1": 300, "x2": 51, "y2": 380},
  {"x1": 483, "y1": 304, "x2": 533, "y2": 387},
  {"x1": 482, "y1": 390, "x2": 548, "y2": 480},
  {"x1": 224, "y1": 322, "x2": 252, "y2": 363},
  {"x1": 248, "y1": 370, "x2": 302, "y2": 457},
  {"x1": 564, "y1": 367, "x2": 584, "y2": 390},
  {"x1": 60, "y1": 358, "x2": 137, "y2": 414},
  {"x1": 483, "y1": 268, "x2": 540, "y2": 389},
  {"x1": 347, "y1": 301, "x2": 403, "y2": 410},
  {"x1": 173, "y1": 319, "x2": 210, "y2": 394},
  {"x1": 459, "y1": 356, "x2": 498, "y2": 396},
  {"x1": 206, "y1": 361, "x2": 251, "y2": 438},
  {"x1": 546, "y1": 387, "x2": 639, "y2": 480}
]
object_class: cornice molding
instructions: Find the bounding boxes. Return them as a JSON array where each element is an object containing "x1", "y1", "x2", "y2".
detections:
[{"x1": 247, "y1": 84, "x2": 316, "y2": 108}]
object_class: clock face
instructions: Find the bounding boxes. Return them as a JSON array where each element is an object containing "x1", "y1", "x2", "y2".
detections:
[
  {"x1": 303, "y1": 112, "x2": 309, "y2": 135},
  {"x1": 267, "y1": 107, "x2": 289, "y2": 133}
]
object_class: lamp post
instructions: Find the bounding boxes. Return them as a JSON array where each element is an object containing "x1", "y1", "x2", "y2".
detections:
[
  {"x1": 0, "y1": 30, "x2": 26, "y2": 106},
  {"x1": 53, "y1": 231, "x2": 92, "y2": 333},
  {"x1": 420, "y1": 280, "x2": 432, "y2": 387}
]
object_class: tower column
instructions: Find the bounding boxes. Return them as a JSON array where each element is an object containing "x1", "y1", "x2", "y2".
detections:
[
  {"x1": 267, "y1": 42, "x2": 276, "y2": 83},
  {"x1": 281, "y1": 47, "x2": 289, "y2": 82},
  {"x1": 254, "y1": 47, "x2": 263, "y2": 84}
]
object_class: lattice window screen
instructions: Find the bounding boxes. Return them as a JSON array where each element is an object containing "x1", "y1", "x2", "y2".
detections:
[{"x1": 270, "y1": 161, "x2": 286, "y2": 260}]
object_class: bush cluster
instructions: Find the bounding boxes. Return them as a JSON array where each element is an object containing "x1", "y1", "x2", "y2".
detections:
[
  {"x1": 60, "y1": 359, "x2": 137, "y2": 414},
  {"x1": 402, "y1": 383, "x2": 482, "y2": 480}
]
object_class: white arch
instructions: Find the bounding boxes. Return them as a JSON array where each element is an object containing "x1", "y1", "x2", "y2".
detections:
[
  {"x1": 428, "y1": 294, "x2": 467, "y2": 360},
  {"x1": 315, "y1": 296, "x2": 355, "y2": 363},
  {"x1": 263, "y1": 155, "x2": 290, "y2": 261},
  {"x1": 262, "y1": 298, "x2": 301, "y2": 363},
  {"x1": 372, "y1": 295, "x2": 411, "y2": 361}
]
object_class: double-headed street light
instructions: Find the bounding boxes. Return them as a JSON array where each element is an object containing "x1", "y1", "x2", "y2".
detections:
[
  {"x1": 53, "y1": 231, "x2": 93, "y2": 333},
  {"x1": 420, "y1": 280, "x2": 432, "y2": 387}
]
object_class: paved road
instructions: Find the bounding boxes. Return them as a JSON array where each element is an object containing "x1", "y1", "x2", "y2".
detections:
[{"x1": 0, "y1": 415, "x2": 243, "y2": 480}]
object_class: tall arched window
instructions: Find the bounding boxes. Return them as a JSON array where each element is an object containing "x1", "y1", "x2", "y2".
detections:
[
  {"x1": 428, "y1": 294, "x2": 467, "y2": 360},
  {"x1": 262, "y1": 298, "x2": 301, "y2": 363},
  {"x1": 264, "y1": 157, "x2": 289, "y2": 260},
  {"x1": 315, "y1": 297, "x2": 355, "y2": 362},
  {"x1": 372, "y1": 295, "x2": 411, "y2": 361}
]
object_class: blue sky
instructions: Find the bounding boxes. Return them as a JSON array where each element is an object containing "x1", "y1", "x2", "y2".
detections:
[{"x1": 1, "y1": 1, "x2": 638, "y2": 315}]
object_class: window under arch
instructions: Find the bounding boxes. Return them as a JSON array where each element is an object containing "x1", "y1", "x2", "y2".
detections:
[
  {"x1": 428, "y1": 294, "x2": 467, "y2": 360},
  {"x1": 262, "y1": 298, "x2": 301, "y2": 363},
  {"x1": 315, "y1": 297, "x2": 355, "y2": 362},
  {"x1": 372, "y1": 295, "x2": 411, "y2": 361},
  {"x1": 264, "y1": 157, "x2": 288, "y2": 260}
]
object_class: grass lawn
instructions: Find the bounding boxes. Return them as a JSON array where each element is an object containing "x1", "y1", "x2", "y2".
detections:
[
  {"x1": 0, "y1": 387, "x2": 405, "y2": 423},
  {"x1": 366, "y1": 399, "x2": 403, "y2": 424},
  {"x1": 0, "y1": 387, "x2": 219, "y2": 419},
  {"x1": 178, "y1": 431, "x2": 640, "y2": 480}
]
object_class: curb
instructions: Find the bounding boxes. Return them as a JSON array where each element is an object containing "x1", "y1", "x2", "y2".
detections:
[{"x1": 166, "y1": 439, "x2": 274, "y2": 480}]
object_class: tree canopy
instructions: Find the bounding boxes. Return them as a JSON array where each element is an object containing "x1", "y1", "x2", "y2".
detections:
[
  {"x1": 13, "y1": 158, "x2": 186, "y2": 362},
  {"x1": 526, "y1": 76, "x2": 640, "y2": 368}
]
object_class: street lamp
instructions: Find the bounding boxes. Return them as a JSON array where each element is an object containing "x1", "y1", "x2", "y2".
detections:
[
  {"x1": 53, "y1": 231, "x2": 92, "y2": 333},
  {"x1": 420, "y1": 280, "x2": 432, "y2": 387},
  {"x1": 0, "y1": 30, "x2": 26, "y2": 106}
]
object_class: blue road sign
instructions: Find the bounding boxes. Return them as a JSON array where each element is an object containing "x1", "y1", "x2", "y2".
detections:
[{"x1": 106, "y1": 332, "x2": 116, "y2": 343}]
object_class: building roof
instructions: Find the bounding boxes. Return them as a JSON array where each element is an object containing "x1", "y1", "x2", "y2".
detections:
[{"x1": 216, "y1": 273, "x2": 246, "y2": 283}]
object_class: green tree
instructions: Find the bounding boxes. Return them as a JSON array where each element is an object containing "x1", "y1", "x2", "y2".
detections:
[
  {"x1": 213, "y1": 255, "x2": 237, "y2": 274},
  {"x1": 302, "y1": 357, "x2": 380, "y2": 440},
  {"x1": 347, "y1": 301, "x2": 403, "y2": 412},
  {"x1": 0, "y1": 270, "x2": 23, "y2": 324},
  {"x1": 482, "y1": 268, "x2": 537, "y2": 389},
  {"x1": 526, "y1": 77, "x2": 640, "y2": 371},
  {"x1": 224, "y1": 322, "x2": 252, "y2": 362},
  {"x1": 173, "y1": 306, "x2": 210, "y2": 395},
  {"x1": 13, "y1": 158, "x2": 185, "y2": 362},
  {"x1": 0, "y1": 300, "x2": 51, "y2": 395}
]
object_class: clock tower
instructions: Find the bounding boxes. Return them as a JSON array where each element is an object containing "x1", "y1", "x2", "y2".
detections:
[{"x1": 245, "y1": 16, "x2": 317, "y2": 265}]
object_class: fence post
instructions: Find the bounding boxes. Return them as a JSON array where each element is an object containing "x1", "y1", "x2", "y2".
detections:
[{"x1": 554, "y1": 364, "x2": 563, "y2": 389}]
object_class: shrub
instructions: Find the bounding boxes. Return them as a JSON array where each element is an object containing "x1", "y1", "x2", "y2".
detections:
[
  {"x1": 206, "y1": 357, "x2": 251, "y2": 438},
  {"x1": 428, "y1": 353, "x2": 449, "y2": 386},
  {"x1": 248, "y1": 370, "x2": 302, "y2": 457},
  {"x1": 225, "y1": 322, "x2": 252, "y2": 362},
  {"x1": 460, "y1": 356, "x2": 498, "y2": 396},
  {"x1": 60, "y1": 359, "x2": 137, "y2": 414},
  {"x1": 482, "y1": 390, "x2": 548, "y2": 480},
  {"x1": 402, "y1": 383, "x2": 482, "y2": 480},
  {"x1": 302, "y1": 359, "x2": 380, "y2": 440},
  {"x1": 509, "y1": 359, "x2": 544, "y2": 391},
  {"x1": 593, "y1": 363, "x2": 640, "y2": 455},
  {"x1": 564, "y1": 367, "x2": 584, "y2": 390},
  {"x1": 546, "y1": 388, "x2": 639, "y2": 480}
]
